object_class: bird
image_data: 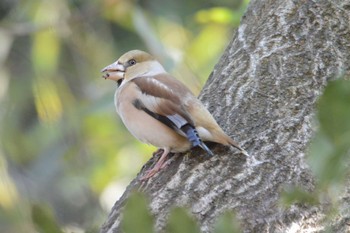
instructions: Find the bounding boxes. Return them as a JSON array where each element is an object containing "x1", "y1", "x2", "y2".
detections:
[{"x1": 101, "y1": 50, "x2": 248, "y2": 180}]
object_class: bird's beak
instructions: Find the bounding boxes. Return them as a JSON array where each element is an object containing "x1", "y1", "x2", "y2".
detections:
[{"x1": 101, "y1": 61, "x2": 125, "y2": 82}]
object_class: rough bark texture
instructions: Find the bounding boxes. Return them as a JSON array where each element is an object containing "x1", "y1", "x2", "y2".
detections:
[{"x1": 101, "y1": 0, "x2": 350, "y2": 232}]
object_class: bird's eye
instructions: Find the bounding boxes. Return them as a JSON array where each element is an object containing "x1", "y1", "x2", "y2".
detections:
[{"x1": 128, "y1": 59, "x2": 136, "y2": 66}]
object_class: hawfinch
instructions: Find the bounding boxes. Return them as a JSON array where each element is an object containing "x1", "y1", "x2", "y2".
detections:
[{"x1": 101, "y1": 50, "x2": 247, "y2": 179}]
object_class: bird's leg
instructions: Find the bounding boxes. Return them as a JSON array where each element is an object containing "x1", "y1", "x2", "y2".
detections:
[
  {"x1": 152, "y1": 148, "x2": 164, "y2": 157},
  {"x1": 141, "y1": 148, "x2": 170, "y2": 180}
]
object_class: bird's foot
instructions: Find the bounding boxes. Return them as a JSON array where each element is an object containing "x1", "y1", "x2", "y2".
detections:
[
  {"x1": 140, "y1": 148, "x2": 169, "y2": 181},
  {"x1": 140, "y1": 167, "x2": 161, "y2": 181}
]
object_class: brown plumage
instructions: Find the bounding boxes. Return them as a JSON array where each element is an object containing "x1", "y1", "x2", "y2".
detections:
[{"x1": 101, "y1": 50, "x2": 247, "y2": 179}]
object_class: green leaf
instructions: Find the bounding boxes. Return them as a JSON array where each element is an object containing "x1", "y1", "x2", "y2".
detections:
[
  {"x1": 31, "y1": 204, "x2": 63, "y2": 233},
  {"x1": 281, "y1": 79, "x2": 350, "y2": 211},
  {"x1": 308, "y1": 79, "x2": 350, "y2": 189},
  {"x1": 318, "y1": 79, "x2": 350, "y2": 147},
  {"x1": 166, "y1": 207, "x2": 200, "y2": 233},
  {"x1": 213, "y1": 211, "x2": 241, "y2": 233},
  {"x1": 280, "y1": 187, "x2": 319, "y2": 207},
  {"x1": 307, "y1": 131, "x2": 334, "y2": 181},
  {"x1": 122, "y1": 192, "x2": 154, "y2": 233}
]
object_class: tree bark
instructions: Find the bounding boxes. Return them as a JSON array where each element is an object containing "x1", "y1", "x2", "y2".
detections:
[{"x1": 101, "y1": 0, "x2": 350, "y2": 232}]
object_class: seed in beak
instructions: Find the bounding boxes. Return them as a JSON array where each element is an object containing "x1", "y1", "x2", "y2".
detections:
[{"x1": 102, "y1": 73, "x2": 110, "y2": 80}]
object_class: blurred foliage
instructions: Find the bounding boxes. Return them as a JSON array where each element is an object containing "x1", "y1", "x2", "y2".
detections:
[
  {"x1": 0, "y1": 0, "x2": 249, "y2": 232},
  {"x1": 281, "y1": 78, "x2": 350, "y2": 223},
  {"x1": 122, "y1": 192, "x2": 154, "y2": 233},
  {"x1": 309, "y1": 79, "x2": 350, "y2": 191},
  {"x1": 31, "y1": 204, "x2": 63, "y2": 233},
  {"x1": 213, "y1": 211, "x2": 241, "y2": 233},
  {"x1": 166, "y1": 207, "x2": 201, "y2": 233},
  {"x1": 1, "y1": 0, "x2": 349, "y2": 232},
  {"x1": 122, "y1": 192, "x2": 241, "y2": 233}
]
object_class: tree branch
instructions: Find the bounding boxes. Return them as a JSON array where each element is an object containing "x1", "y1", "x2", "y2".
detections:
[{"x1": 101, "y1": 0, "x2": 350, "y2": 232}]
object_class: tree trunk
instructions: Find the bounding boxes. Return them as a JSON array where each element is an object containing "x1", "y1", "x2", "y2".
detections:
[{"x1": 101, "y1": 0, "x2": 350, "y2": 232}]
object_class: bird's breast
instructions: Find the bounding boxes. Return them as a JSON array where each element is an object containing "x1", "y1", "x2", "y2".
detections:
[{"x1": 114, "y1": 82, "x2": 190, "y2": 152}]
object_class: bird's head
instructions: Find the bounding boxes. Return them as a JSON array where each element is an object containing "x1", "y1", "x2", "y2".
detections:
[{"x1": 101, "y1": 50, "x2": 165, "y2": 86}]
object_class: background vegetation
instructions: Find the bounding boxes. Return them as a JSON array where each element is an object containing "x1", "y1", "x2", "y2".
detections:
[{"x1": 0, "y1": 0, "x2": 249, "y2": 232}]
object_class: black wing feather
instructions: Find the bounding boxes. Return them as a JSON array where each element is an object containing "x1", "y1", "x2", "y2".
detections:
[{"x1": 132, "y1": 98, "x2": 213, "y2": 155}]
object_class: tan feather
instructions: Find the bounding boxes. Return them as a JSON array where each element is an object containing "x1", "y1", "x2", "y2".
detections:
[{"x1": 102, "y1": 50, "x2": 248, "y2": 179}]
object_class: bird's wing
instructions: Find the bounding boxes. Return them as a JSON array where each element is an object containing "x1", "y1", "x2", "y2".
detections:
[
  {"x1": 131, "y1": 74, "x2": 195, "y2": 129},
  {"x1": 131, "y1": 74, "x2": 213, "y2": 155}
]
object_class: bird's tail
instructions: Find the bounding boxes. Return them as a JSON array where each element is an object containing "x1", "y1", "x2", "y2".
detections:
[
  {"x1": 212, "y1": 130, "x2": 249, "y2": 156},
  {"x1": 227, "y1": 137, "x2": 249, "y2": 156},
  {"x1": 181, "y1": 124, "x2": 214, "y2": 156}
]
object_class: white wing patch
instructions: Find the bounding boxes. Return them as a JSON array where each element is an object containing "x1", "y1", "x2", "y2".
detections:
[{"x1": 167, "y1": 114, "x2": 188, "y2": 128}]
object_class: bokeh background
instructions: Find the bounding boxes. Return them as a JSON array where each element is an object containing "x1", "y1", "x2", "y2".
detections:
[{"x1": 0, "y1": 0, "x2": 249, "y2": 232}]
